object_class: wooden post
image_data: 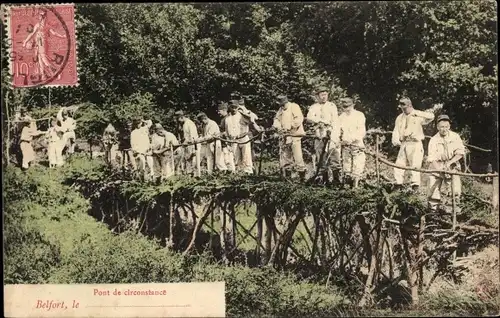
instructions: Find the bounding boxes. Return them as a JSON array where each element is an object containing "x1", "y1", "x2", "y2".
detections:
[
  {"x1": 451, "y1": 179, "x2": 457, "y2": 262},
  {"x1": 48, "y1": 87, "x2": 51, "y2": 111},
  {"x1": 492, "y1": 176, "x2": 499, "y2": 213},
  {"x1": 168, "y1": 192, "x2": 174, "y2": 249},
  {"x1": 196, "y1": 144, "x2": 201, "y2": 177},
  {"x1": 5, "y1": 91, "x2": 11, "y2": 166},
  {"x1": 256, "y1": 206, "x2": 263, "y2": 264},
  {"x1": 375, "y1": 134, "x2": 380, "y2": 184}
]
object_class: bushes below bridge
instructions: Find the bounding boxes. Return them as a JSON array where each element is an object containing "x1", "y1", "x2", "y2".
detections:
[
  {"x1": 3, "y1": 158, "x2": 349, "y2": 317},
  {"x1": 3, "y1": 156, "x2": 498, "y2": 316}
]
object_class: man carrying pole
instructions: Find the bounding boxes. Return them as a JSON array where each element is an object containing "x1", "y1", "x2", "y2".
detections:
[
  {"x1": 426, "y1": 114, "x2": 466, "y2": 211},
  {"x1": 197, "y1": 112, "x2": 226, "y2": 174},
  {"x1": 391, "y1": 96, "x2": 435, "y2": 191},
  {"x1": 306, "y1": 86, "x2": 341, "y2": 185},
  {"x1": 175, "y1": 110, "x2": 200, "y2": 176},
  {"x1": 272, "y1": 95, "x2": 306, "y2": 180},
  {"x1": 151, "y1": 123, "x2": 179, "y2": 179},
  {"x1": 218, "y1": 102, "x2": 236, "y2": 173},
  {"x1": 224, "y1": 100, "x2": 261, "y2": 175},
  {"x1": 339, "y1": 97, "x2": 366, "y2": 188}
]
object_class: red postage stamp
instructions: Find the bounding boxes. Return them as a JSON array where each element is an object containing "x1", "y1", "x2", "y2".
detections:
[{"x1": 5, "y1": 4, "x2": 78, "y2": 88}]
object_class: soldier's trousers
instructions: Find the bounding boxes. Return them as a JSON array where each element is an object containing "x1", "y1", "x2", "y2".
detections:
[
  {"x1": 428, "y1": 174, "x2": 462, "y2": 210},
  {"x1": 314, "y1": 139, "x2": 341, "y2": 172},
  {"x1": 394, "y1": 141, "x2": 424, "y2": 186},
  {"x1": 280, "y1": 138, "x2": 305, "y2": 172},
  {"x1": 342, "y1": 146, "x2": 366, "y2": 179}
]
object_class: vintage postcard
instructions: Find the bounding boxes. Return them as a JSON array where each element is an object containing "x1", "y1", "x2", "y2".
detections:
[{"x1": 2, "y1": 2, "x2": 499, "y2": 318}]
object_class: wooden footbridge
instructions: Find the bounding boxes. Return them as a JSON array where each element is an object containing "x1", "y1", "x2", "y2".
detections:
[{"x1": 65, "y1": 129, "x2": 499, "y2": 306}]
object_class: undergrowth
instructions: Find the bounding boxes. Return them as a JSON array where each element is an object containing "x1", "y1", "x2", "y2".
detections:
[{"x1": 3, "y1": 155, "x2": 498, "y2": 317}]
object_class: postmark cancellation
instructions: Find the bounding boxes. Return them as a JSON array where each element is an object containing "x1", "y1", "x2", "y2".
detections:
[{"x1": 3, "y1": 3, "x2": 79, "y2": 88}]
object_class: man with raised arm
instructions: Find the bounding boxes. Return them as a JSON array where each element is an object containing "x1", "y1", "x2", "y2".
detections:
[
  {"x1": 225, "y1": 100, "x2": 261, "y2": 175},
  {"x1": 272, "y1": 95, "x2": 306, "y2": 180},
  {"x1": 197, "y1": 112, "x2": 226, "y2": 174},
  {"x1": 130, "y1": 118, "x2": 155, "y2": 180},
  {"x1": 151, "y1": 123, "x2": 179, "y2": 179},
  {"x1": 102, "y1": 123, "x2": 119, "y2": 166},
  {"x1": 391, "y1": 97, "x2": 435, "y2": 191},
  {"x1": 218, "y1": 102, "x2": 236, "y2": 173},
  {"x1": 175, "y1": 110, "x2": 200, "y2": 176},
  {"x1": 426, "y1": 114, "x2": 465, "y2": 211},
  {"x1": 57, "y1": 106, "x2": 77, "y2": 155},
  {"x1": 306, "y1": 86, "x2": 341, "y2": 185},
  {"x1": 339, "y1": 97, "x2": 367, "y2": 188}
]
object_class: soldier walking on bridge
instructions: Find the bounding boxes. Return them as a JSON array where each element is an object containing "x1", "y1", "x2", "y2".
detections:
[
  {"x1": 130, "y1": 118, "x2": 155, "y2": 180},
  {"x1": 151, "y1": 123, "x2": 179, "y2": 179},
  {"x1": 272, "y1": 95, "x2": 306, "y2": 180},
  {"x1": 339, "y1": 97, "x2": 366, "y2": 188},
  {"x1": 175, "y1": 110, "x2": 200, "y2": 176},
  {"x1": 391, "y1": 97, "x2": 435, "y2": 191},
  {"x1": 225, "y1": 100, "x2": 261, "y2": 175},
  {"x1": 306, "y1": 86, "x2": 342, "y2": 185},
  {"x1": 102, "y1": 123, "x2": 119, "y2": 166},
  {"x1": 197, "y1": 112, "x2": 226, "y2": 174},
  {"x1": 427, "y1": 115, "x2": 466, "y2": 211},
  {"x1": 57, "y1": 106, "x2": 77, "y2": 156},
  {"x1": 218, "y1": 102, "x2": 236, "y2": 173}
]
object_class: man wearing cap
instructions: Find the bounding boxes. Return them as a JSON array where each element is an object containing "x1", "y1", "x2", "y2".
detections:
[
  {"x1": 218, "y1": 102, "x2": 236, "y2": 172},
  {"x1": 197, "y1": 112, "x2": 226, "y2": 173},
  {"x1": 272, "y1": 95, "x2": 306, "y2": 179},
  {"x1": 102, "y1": 123, "x2": 119, "y2": 166},
  {"x1": 224, "y1": 100, "x2": 261, "y2": 174},
  {"x1": 151, "y1": 123, "x2": 179, "y2": 179},
  {"x1": 427, "y1": 114, "x2": 465, "y2": 211},
  {"x1": 175, "y1": 110, "x2": 200, "y2": 176},
  {"x1": 13, "y1": 107, "x2": 37, "y2": 165},
  {"x1": 391, "y1": 97, "x2": 435, "y2": 190},
  {"x1": 339, "y1": 97, "x2": 366, "y2": 188},
  {"x1": 306, "y1": 86, "x2": 342, "y2": 184},
  {"x1": 130, "y1": 118, "x2": 155, "y2": 179},
  {"x1": 57, "y1": 106, "x2": 77, "y2": 155}
]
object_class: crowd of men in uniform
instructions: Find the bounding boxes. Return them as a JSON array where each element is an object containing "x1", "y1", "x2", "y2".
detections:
[{"x1": 13, "y1": 87, "x2": 466, "y2": 211}]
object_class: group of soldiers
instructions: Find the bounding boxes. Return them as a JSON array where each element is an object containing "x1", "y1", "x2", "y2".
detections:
[
  {"x1": 99, "y1": 88, "x2": 368, "y2": 188},
  {"x1": 12, "y1": 106, "x2": 77, "y2": 170},
  {"x1": 13, "y1": 86, "x2": 466, "y2": 211}
]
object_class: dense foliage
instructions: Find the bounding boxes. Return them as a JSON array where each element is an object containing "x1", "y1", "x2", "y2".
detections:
[{"x1": 2, "y1": 2, "x2": 496, "y2": 162}]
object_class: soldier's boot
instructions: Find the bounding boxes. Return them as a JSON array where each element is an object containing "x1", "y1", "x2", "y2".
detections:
[
  {"x1": 322, "y1": 171, "x2": 330, "y2": 186},
  {"x1": 353, "y1": 177, "x2": 361, "y2": 188},
  {"x1": 331, "y1": 169, "x2": 341, "y2": 186}
]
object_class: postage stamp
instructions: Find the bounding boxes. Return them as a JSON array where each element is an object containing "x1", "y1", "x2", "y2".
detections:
[{"x1": 4, "y1": 4, "x2": 78, "y2": 88}]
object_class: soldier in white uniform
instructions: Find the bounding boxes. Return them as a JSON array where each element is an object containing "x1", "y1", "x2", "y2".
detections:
[
  {"x1": 272, "y1": 95, "x2": 306, "y2": 180},
  {"x1": 391, "y1": 97, "x2": 435, "y2": 191},
  {"x1": 151, "y1": 123, "x2": 179, "y2": 179},
  {"x1": 197, "y1": 112, "x2": 226, "y2": 173},
  {"x1": 225, "y1": 100, "x2": 261, "y2": 174},
  {"x1": 426, "y1": 115, "x2": 465, "y2": 211},
  {"x1": 306, "y1": 86, "x2": 341, "y2": 185},
  {"x1": 175, "y1": 110, "x2": 200, "y2": 176},
  {"x1": 130, "y1": 118, "x2": 155, "y2": 179},
  {"x1": 102, "y1": 123, "x2": 119, "y2": 166},
  {"x1": 218, "y1": 102, "x2": 236, "y2": 173},
  {"x1": 57, "y1": 106, "x2": 77, "y2": 155},
  {"x1": 339, "y1": 97, "x2": 366, "y2": 188}
]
